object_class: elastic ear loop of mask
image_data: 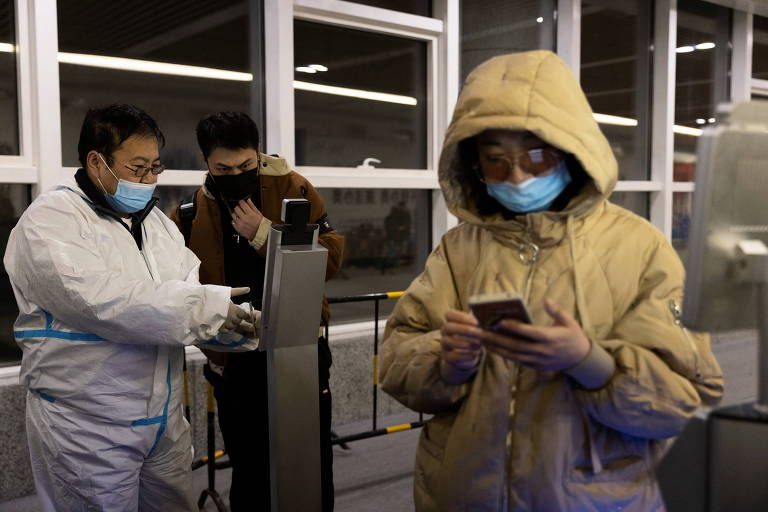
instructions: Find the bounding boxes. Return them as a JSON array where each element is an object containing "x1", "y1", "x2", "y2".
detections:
[{"x1": 96, "y1": 153, "x2": 119, "y2": 197}]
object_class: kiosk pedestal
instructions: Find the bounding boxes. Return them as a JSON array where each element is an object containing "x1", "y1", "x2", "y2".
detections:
[{"x1": 259, "y1": 199, "x2": 328, "y2": 512}]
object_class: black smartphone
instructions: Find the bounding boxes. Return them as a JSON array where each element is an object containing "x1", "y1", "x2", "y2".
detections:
[{"x1": 469, "y1": 292, "x2": 532, "y2": 331}]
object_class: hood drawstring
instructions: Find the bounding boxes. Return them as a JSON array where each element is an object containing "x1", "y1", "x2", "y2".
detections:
[{"x1": 566, "y1": 215, "x2": 603, "y2": 475}]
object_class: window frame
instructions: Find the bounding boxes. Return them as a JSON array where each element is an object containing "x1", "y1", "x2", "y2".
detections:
[
  {"x1": 0, "y1": 0, "x2": 35, "y2": 183},
  {"x1": 2, "y1": 0, "x2": 766, "y2": 358}
]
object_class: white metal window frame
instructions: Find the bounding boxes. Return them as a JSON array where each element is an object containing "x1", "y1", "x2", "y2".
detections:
[
  {"x1": 264, "y1": 0, "x2": 456, "y2": 251},
  {"x1": 0, "y1": 0, "x2": 37, "y2": 184},
  {"x1": 0, "y1": 0, "x2": 762, "y2": 344},
  {"x1": 0, "y1": 1, "x2": 761, "y2": 230},
  {"x1": 560, "y1": 0, "x2": 754, "y2": 239},
  {"x1": 666, "y1": 2, "x2": 755, "y2": 227},
  {"x1": 558, "y1": 0, "x2": 668, "y2": 233}
]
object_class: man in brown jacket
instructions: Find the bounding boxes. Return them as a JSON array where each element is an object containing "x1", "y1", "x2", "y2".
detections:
[{"x1": 171, "y1": 111, "x2": 344, "y2": 511}]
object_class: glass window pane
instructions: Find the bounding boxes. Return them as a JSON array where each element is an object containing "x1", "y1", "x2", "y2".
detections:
[
  {"x1": 320, "y1": 188, "x2": 431, "y2": 324},
  {"x1": 0, "y1": 184, "x2": 32, "y2": 366},
  {"x1": 754, "y1": 15, "x2": 768, "y2": 80},
  {"x1": 609, "y1": 191, "x2": 649, "y2": 219},
  {"x1": 155, "y1": 185, "x2": 201, "y2": 218},
  {"x1": 674, "y1": 0, "x2": 731, "y2": 182},
  {"x1": 345, "y1": 0, "x2": 431, "y2": 17},
  {"x1": 58, "y1": 1, "x2": 265, "y2": 169},
  {"x1": 581, "y1": 1, "x2": 652, "y2": 180},
  {"x1": 0, "y1": 0, "x2": 19, "y2": 155},
  {"x1": 672, "y1": 192, "x2": 692, "y2": 257},
  {"x1": 461, "y1": 0, "x2": 555, "y2": 82},
  {"x1": 294, "y1": 21, "x2": 427, "y2": 169}
]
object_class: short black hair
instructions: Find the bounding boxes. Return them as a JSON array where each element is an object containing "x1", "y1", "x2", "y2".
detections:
[
  {"x1": 196, "y1": 111, "x2": 260, "y2": 161},
  {"x1": 77, "y1": 104, "x2": 165, "y2": 168}
]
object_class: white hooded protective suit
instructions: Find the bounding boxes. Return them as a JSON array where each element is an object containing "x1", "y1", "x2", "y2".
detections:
[{"x1": 3, "y1": 179, "x2": 238, "y2": 511}]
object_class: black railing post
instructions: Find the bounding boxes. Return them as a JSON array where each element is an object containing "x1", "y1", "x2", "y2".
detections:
[{"x1": 373, "y1": 298, "x2": 380, "y2": 431}]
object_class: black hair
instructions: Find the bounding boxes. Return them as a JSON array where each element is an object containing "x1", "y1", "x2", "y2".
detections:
[
  {"x1": 77, "y1": 104, "x2": 165, "y2": 168},
  {"x1": 196, "y1": 111, "x2": 260, "y2": 161}
]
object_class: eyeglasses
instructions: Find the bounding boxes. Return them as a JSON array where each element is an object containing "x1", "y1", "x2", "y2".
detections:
[
  {"x1": 476, "y1": 147, "x2": 562, "y2": 184},
  {"x1": 101, "y1": 154, "x2": 166, "y2": 178},
  {"x1": 122, "y1": 162, "x2": 166, "y2": 178}
]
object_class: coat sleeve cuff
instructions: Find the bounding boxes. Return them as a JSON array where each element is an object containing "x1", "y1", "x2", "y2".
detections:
[
  {"x1": 564, "y1": 340, "x2": 615, "y2": 390},
  {"x1": 439, "y1": 355, "x2": 481, "y2": 385},
  {"x1": 249, "y1": 218, "x2": 272, "y2": 250}
]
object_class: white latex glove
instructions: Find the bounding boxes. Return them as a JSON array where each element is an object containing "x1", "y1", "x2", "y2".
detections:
[{"x1": 219, "y1": 287, "x2": 251, "y2": 333}]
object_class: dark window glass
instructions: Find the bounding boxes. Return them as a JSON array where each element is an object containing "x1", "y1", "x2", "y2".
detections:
[
  {"x1": 294, "y1": 21, "x2": 427, "y2": 169},
  {"x1": 155, "y1": 185, "x2": 201, "y2": 218},
  {"x1": 0, "y1": 184, "x2": 32, "y2": 366},
  {"x1": 674, "y1": 0, "x2": 731, "y2": 182},
  {"x1": 320, "y1": 188, "x2": 431, "y2": 324},
  {"x1": 346, "y1": 0, "x2": 431, "y2": 17},
  {"x1": 609, "y1": 191, "x2": 649, "y2": 219},
  {"x1": 0, "y1": 0, "x2": 19, "y2": 155},
  {"x1": 581, "y1": 1, "x2": 653, "y2": 180},
  {"x1": 672, "y1": 191, "x2": 691, "y2": 258},
  {"x1": 58, "y1": 0, "x2": 265, "y2": 169},
  {"x1": 461, "y1": 0, "x2": 555, "y2": 82},
  {"x1": 754, "y1": 15, "x2": 768, "y2": 80}
]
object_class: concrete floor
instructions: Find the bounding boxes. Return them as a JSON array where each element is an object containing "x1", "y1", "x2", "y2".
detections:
[{"x1": 0, "y1": 412, "x2": 421, "y2": 512}]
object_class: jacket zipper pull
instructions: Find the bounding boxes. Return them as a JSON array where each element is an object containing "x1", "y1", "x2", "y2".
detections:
[{"x1": 517, "y1": 242, "x2": 539, "y2": 265}]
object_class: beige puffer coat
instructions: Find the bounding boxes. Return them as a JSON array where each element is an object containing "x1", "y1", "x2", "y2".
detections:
[{"x1": 380, "y1": 50, "x2": 723, "y2": 512}]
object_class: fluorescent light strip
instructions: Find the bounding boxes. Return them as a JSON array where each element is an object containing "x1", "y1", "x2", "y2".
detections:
[
  {"x1": 58, "y1": 52, "x2": 253, "y2": 81},
  {"x1": 55, "y1": 51, "x2": 417, "y2": 106},
  {"x1": 673, "y1": 125, "x2": 703, "y2": 137},
  {"x1": 593, "y1": 113, "x2": 638, "y2": 127},
  {"x1": 294, "y1": 80, "x2": 417, "y2": 106},
  {"x1": 2, "y1": 44, "x2": 704, "y2": 120},
  {"x1": 592, "y1": 112, "x2": 702, "y2": 136}
]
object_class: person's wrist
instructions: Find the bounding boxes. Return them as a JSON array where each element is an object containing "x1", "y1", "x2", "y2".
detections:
[{"x1": 439, "y1": 350, "x2": 482, "y2": 385}]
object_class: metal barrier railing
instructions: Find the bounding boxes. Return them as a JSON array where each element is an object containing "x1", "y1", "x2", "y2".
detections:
[
  {"x1": 184, "y1": 289, "x2": 422, "y2": 509},
  {"x1": 326, "y1": 291, "x2": 424, "y2": 446}
]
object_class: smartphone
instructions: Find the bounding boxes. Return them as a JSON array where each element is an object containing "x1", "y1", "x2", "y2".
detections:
[{"x1": 469, "y1": 292, "x2": 532, "y2": 331}]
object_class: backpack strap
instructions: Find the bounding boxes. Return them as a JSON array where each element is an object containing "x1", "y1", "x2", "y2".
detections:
[{"x1": 178, "y1": 191, "x2": 198, "y2": 247}]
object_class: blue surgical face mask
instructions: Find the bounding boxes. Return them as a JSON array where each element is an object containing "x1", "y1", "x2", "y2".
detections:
[
  {"x1": 97, "y1": 154, "x2": 156, "y2": 214},
  {"x1": 485, "y1": 160, "x2": 572, "y2": 213}
]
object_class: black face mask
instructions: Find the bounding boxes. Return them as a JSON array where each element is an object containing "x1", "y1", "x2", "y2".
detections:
[{"x1": 206, "y1": 169, "x2": 259, "y2": 202}]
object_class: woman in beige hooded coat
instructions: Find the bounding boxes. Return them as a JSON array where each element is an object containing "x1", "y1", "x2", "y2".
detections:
[{"x1": 380, "y1": 51, "x2": 723, "y2": 511}]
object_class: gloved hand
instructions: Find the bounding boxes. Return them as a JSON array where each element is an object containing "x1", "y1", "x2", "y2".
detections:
[{"x1": 219, "y1": 287, "x2": 252, "y2": 333}]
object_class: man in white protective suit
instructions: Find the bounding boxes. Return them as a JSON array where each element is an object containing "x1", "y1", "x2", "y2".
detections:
[{"x1": 3, "y1": 104, "x2": 257, "y2": 511}]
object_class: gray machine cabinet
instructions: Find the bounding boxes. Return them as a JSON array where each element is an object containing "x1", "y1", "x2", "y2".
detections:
[
  {"x1": 259, "y1": 201, "x2": 328, "y2": 512},
  {"x1": 659, "y1": 101, "x2": 768, "y2": 511},
  {"x1": 658, "y1": 406, "x2": 768, "y2": 511}
]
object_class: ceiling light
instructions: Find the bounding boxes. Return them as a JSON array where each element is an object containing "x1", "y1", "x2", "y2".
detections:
[
  {"x1": 536, "y1": 17, "x2": 544, "y2": 23},
  {"x1": 696, "y1": 118, "x2": 706, "y2": 125},
  {"x1": 593, "y1": 113, "x2": 638, "y2": 127},
  {"x1": 676, "y1": 46, "x2": 695, "y2": 53},
  {"x1": 708, "y1": 117, "x2": 716, "y2": 123},
  {"x1": 673, "y1": 125, "x2": 703, "y2": 137},
  {"x1": 0, "y1": 42, "x2": 14, "y2": 53},
  {"x1": 295, "y1": 66, "x2": 317, "y2": 73},
  {"x1": 695, "y1": 42, "x2": 716, "y2": 50},
  {"x1": 294, "y1": 80, "x2": 417, "y2": 106},
  {"x1": 58, "y1": 52, "x2": 252, "y2": 81},
  {"x1": 308, "y1": 64, "x2": 328, "y2": 72}
]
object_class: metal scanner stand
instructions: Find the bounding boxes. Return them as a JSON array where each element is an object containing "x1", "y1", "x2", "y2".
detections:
[
  {"x1": 657, "y1": 101, "x2": 768, "y2": 511},
  {"x1": 259, "y1": 199, "x2": 328, "y2": 512}
]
